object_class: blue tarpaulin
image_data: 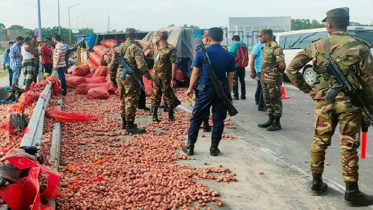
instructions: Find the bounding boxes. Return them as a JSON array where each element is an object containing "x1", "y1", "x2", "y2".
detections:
[{"x1": 77, "y1": 34, "x2": 97, "y2": 51}]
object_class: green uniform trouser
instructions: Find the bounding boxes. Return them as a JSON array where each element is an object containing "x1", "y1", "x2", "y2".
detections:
[
  {"x1": 262, "y1": 73, "x2": 283, "y2": 118},
  {"x1": 311, "y1": 99, "x2": 362, "y2": 182},
  {"x1": 116, "y1": 73, "x2": 141, "y2": 122},
  {"x1": 151, "y1": 75, "x2": 173, "y2": 108}
]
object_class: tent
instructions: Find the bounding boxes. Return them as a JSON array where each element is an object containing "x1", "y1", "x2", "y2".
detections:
[{"x1": 142, "y1": 27, "x2": 196, "y2": 78}]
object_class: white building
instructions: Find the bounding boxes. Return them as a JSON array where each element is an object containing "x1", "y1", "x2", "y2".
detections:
[{"x1": 224, "y1": 16, "x2": 291, "y2": 47}]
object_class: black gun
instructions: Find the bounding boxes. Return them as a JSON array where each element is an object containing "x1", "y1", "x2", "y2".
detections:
[
  {"x1": 200, "y1": 45, "x2": 238, "y2": 116},
  {"x1": 113, "y1": 51, "x2": 145, "y2": 92},
  {"x1": 325, "y1": 57, "x2": 373, "y2": 125}
]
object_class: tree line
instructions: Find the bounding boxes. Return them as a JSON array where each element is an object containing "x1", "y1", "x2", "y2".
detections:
[{"x1": 0, "y1": 24, "x2": 94, "y2": 42}]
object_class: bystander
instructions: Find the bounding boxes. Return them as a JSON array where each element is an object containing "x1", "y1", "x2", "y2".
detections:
[
  {"x1": 250, "y1": 42, "x2": 267, "y2": 111},
  {"x1": 2, "y1": 41, "x2": 15, "y2": 86}
]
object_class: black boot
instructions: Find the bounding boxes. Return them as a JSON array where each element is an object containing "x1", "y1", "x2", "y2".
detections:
[
  {"x1": 267, "y1": 117, "x2": 282, "y2": 131},
  {"x1": 163, "y1": 104, "x2": 170, "y2": 112},
  {"x1": 182, "y1": 140, "x2": 195, "y2": 155},
  {"x1": 210, "y1": 143, "x2": 220, "y2": 156},
  {"x1": 258, "y1": 116, "x2": 274, "y2": 128},
  {"x1": 203, "y1": 115, "x2": 211, "y2": 132},
  {"x1": 152, "y1": 107, "x2": 160, "y2": 122},
  {"x1": 126, "y1": 121, "x2": 146, "y2": 134},
  {"x1": 345, "y1": 182, "x2": 373, "y2": 206},
  {"x1": 138, "y1": 106, "x2": 151, "y2": 112},
  {"x1": 174, "y1": 96, "x2": 181, "y2": 108},
  {"x1": 169, "y1": 108, "x2": 175, "y2": 121},
  {"x1": 121, "y1": 117, "x2": 127, "y2": 129},
  {"x1": 311, "y1": 173, "x2": 328, "y2": 196}
]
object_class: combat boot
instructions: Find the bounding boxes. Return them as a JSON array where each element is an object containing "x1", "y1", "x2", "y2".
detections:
[
  {"x1": 169, "y1": 108, "x2": 175, "y2": 121},
  {"x1": 121, "y1": 117, "x2": 127, "y2": 129},
  {"x1": 152, "y1": 107, "x2": 160, "y2": 122},
  {"x1": 258, "y1": 116, "x2": 274, "y2": 128},
  {"x1": 210, "y1": 143, "x2": 220, "y2": 156},
  {"x1": 203, "y1": 115, "x2": 211, "y2": 132},
  {"x1": 311, "y1": 173, "x2": 328, "y2": 196},
  {"x1": 174, "y1": 97, "x2": 181, "y2": 108},
  {"x1": 182, "y1": 140, "x2": 195, "y2": 155},
  {"x1": 163, "y1": 104, "x2": 170, "y2": 112},
  {"x1": 267, "y1": 117, "x2": 282, "y2": 131},
  {"x1": 126, "y1": 121, "x2": 146, "y2": 134},
  {"x1": 345, "y1": 182, "x2": 373, "y2": 206}
]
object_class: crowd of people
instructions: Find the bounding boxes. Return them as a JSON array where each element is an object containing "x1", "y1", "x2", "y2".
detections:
[{"x1": 2, "y1": 34, "x2": 67, "y2": 95}]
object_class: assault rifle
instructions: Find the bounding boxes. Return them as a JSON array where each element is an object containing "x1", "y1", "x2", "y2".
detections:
[
  {"x1": 200, "y1": 44, "x2": 238, "y2": 116},
  {"x1": 324, "y1": 53, "x2": 373, "y2": 126},
  {"x1": 324, "y1": 39, "x2": 372, "y2": 159},
  {"x1": 113, "y1": 51, "x2": 145, "y2": 92}
]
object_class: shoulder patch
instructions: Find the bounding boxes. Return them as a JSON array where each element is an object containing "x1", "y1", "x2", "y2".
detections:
[{"x1": 270, "y1": 42, "x2": 278, "y2": 48}]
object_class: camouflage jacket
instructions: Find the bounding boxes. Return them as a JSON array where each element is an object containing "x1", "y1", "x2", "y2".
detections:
[
  {"x1": 147, "y1": 42, "x2": 177, "y2": 80},
  {"x1": 109, "y1": 40, "x2": 151, "y2": 83},
  {"x1": 286, "y1": 31, "x2": 373, "y2": 112},
  {"x1": 261, "y1": 41, "x2": 285, "y2": 82}
]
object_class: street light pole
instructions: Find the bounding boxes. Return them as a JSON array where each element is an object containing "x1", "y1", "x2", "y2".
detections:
[
  {"x1": 68, "y1": 4, "x2": 79, "y2": 45},
  {"x1": 352, "y1": 16, "x2": 358, "y2": 26},
  {"x1": 37, "y1": 0, "x2": 42, "y2": 39},
  {"x1": 82, "y1": 20, "x2": 89, "y2": 29},
  {"x1": 58, "y1": 0, "x2": 60, "y2": 34},
  {"x1": 76, "y1": 15, "x2": 84, "y2": 29}
]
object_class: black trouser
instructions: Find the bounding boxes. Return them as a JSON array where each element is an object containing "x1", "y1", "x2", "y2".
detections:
[
  {"x1": 43, "y1": 63, "x2": 53, "y2": 75},
  {"x1": 233, "y1": 67, "x2": 246, "y2": 98},
  {"x1": 138, "y1": 78, "x2": 146, "y2": 108}
]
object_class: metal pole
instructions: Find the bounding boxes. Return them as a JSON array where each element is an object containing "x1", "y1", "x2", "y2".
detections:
[
  {"x1": 76, "y1": 15, "x2": 83, "y2": 29},
  {"x1": 37, "y1": 0, "x2": 42, "y2": 39},
  {"x1": 58, "y1": 0, "x2": 60, "y2": 34},
  {"x1": 68, "y1": 8, "x2": 71, "y2": 44}
]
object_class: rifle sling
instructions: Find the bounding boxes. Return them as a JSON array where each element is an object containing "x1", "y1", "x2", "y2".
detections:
[{"x1": 325, "y1": 38, "x2": 360, "y2": 61}]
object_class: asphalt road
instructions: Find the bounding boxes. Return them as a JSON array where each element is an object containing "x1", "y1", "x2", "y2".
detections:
[{"x1": 227, "y1": 70, "x2": 373, "y2": 195}]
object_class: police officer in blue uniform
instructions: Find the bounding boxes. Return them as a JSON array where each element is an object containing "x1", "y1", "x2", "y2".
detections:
[{"x1": 183, "y1": 27, "x2": 235, "y2": 156}]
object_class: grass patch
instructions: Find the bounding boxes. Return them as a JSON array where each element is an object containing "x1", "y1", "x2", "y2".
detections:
[
  {"x1": 0, "y1": 47, "x2": 5, "y2": 54},
  {"x1": 0, "y1": 70, "x2": 9, "y2": 79}
]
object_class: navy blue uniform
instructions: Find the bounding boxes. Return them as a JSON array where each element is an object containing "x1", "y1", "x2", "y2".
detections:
[{"x1": 188, "y1": 44, "x2": 235, "y2": 144}]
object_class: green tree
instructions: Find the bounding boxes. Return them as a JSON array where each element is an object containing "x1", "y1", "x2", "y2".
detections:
[
  {"x1": 370, "y1": 21, "x2": 373, "y2": 26},
  {"x1": 168, "y1": 24, "x2": 175, "y2": 27},
  {"x1": 7, "y1": 25, "x2": 25, "y2": 30},
  {"x1": 181, "y1": 24, "x2": 199, "y2": 30},
  {"x1": 291, "y1": 19, "x2": 324, "y2": 30},
  {"x1": 80, "y1": 28, "x2": 94, "y2": 35},
  {"x1": 220, "y1": 26, "x2": 228, "y2": 32},
  {"x1": 0, "y1": 23, "x2": 5, "y2": 29}
]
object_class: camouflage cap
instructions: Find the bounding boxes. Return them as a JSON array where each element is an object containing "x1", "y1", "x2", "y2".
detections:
[
  {"x1": 125, "y1": 28, "x2": 136, "y2": 35},
  {"x1": 257, "y1": 28, "x2": 273, "y2": 37},
  {"x1": 322, "y1": 7, "x2": 349, "y2": 22},
  {"x1": 156, "y1": 30, "x2": 168, "y2": 37}
]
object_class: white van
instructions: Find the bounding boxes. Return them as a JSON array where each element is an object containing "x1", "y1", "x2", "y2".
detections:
[{"x1": 275, "y1": 26, "x2": 373, "y2": 79}]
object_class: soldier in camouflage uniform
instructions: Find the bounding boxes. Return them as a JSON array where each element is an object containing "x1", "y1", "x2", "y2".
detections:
[
  {"x1": 257, "y1": 29, "x2": 286, "y2": 131},
  {"x1": 287, "y1": 8, "x2": 373, "y2": 206},
  {"x1": 137, "y1": 30, "x2": 178, "y2": 122},
  {"x1": 109, "y1": 28, "x2": 156, "y2": 134}
]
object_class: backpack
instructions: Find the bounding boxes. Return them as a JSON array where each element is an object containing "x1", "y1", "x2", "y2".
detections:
[{"x1": 235, "y1": 43, "x2": 249, "y2": 68}]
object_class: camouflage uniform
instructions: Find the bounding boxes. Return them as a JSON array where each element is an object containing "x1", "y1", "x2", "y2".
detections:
[
  {"x1": 109, "y1": 28, "x2": 152, "y2": 123},
  {"x1": 261, "y1": 29, "x2": 285, "y2": 118},
  {"x1": 146, "y1": 31, "x2": 177, "y2": 108},
  {"x1": 286, "y1": 8, "x2": 373, "y2": 182}
]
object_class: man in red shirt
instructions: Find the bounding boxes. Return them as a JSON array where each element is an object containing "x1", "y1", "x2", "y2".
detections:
[{"x1": 40, "y1": 37, "x2": 54, "y2": 75}]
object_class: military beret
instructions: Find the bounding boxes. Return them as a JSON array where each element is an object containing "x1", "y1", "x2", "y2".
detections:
[
  {"x1": 125, "y1": 28, "x2": 136, "y2": 34},
  {"x1": 257, "y1": 28, "x2": 273, "y2": 37},
  {"x1": 322, "y1": 7, "x2": 349, "y2": 22}
]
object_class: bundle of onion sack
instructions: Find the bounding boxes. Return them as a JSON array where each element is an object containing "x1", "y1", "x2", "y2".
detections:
[
  {"x1": 46, "y1": 108, "x2": 98, "y2": 122},
  {"x1": 66, "y1": 76, "x2": 86, "y2": 89},
  {"x1": 87, "y1": 87, "x2": 110, "y2": 99}
]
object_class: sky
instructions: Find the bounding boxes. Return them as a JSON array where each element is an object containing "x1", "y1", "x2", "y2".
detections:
[{"x1": 1, "y1": 0, "x2": 372, "y2": 33}]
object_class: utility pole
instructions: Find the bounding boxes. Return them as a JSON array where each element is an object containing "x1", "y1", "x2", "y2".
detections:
[
  {"x1": 68, "y1": 4, "x2": 79, "y2": 45},
  {"x1": 58, "y1": 0, "x2": 61, "y2": 34},
  {"x1": 107, "y1": 15, "x2": 110, "y2": 33},
  {"x1": 37, "y1": 0, "x2": 42, "y2": 39}
]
